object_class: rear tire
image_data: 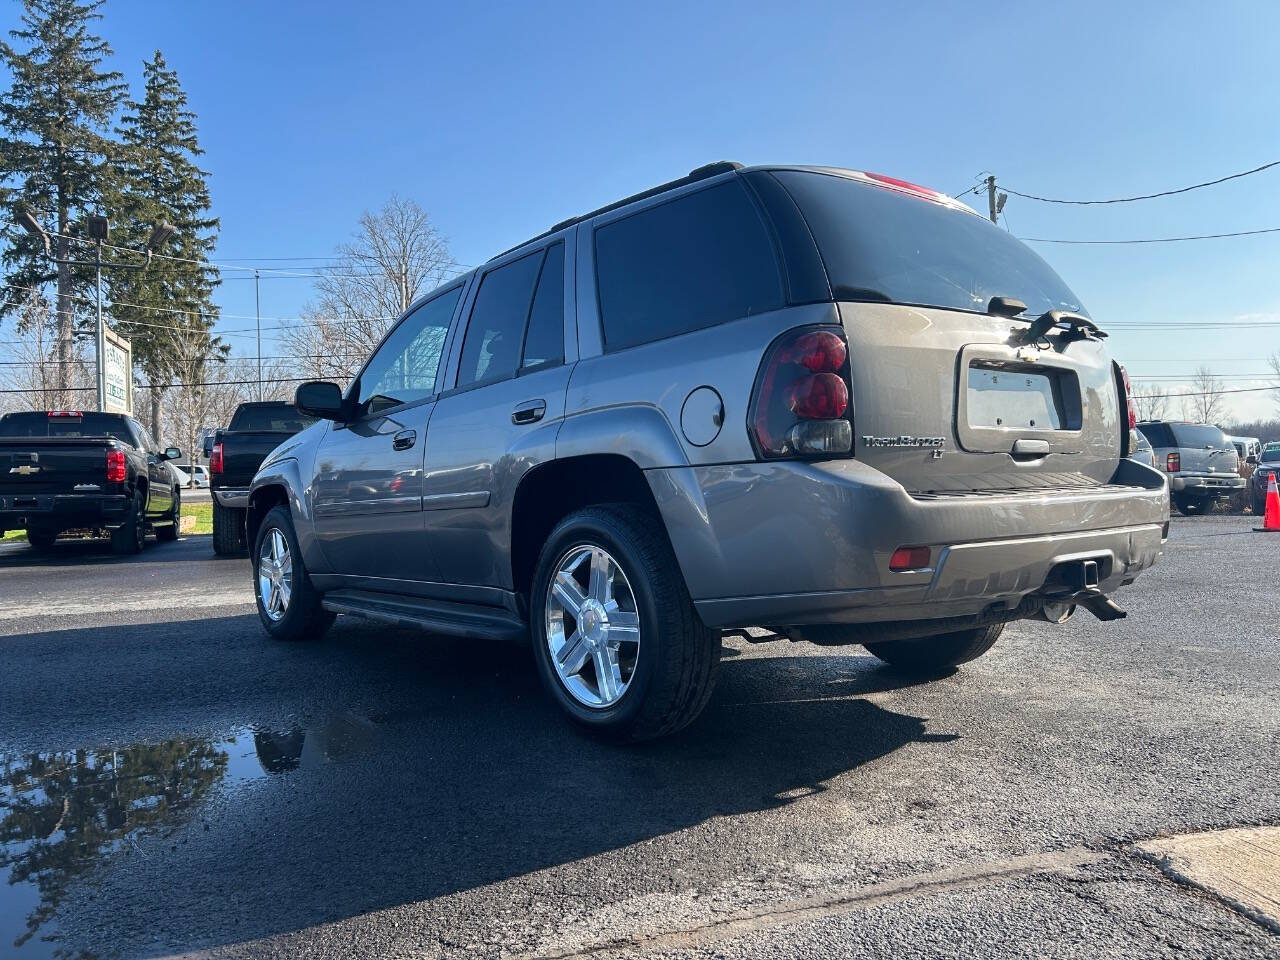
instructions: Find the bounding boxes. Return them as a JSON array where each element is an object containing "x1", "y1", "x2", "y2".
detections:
[
  {"x1": 864, "y1": 624, "x2": 1004, "y2": 675},
  {"x1": 26, "y1": 528, "x2": 58, "y2": 551},
  {"x1": 529, "y1": 504, "x2": 720, "y2": 743},
  {"x1": 212, "y1": 502, "x2": 247, "y2": 556},
  {"x1": 1253, "y1": 492, "x2": 1267, "y2": 516},
  {"x1": 253, "y1": 505, "x2": 334, "y2": 641},
  {"x1": 156, "y1": 490, "x2": 180, "y2": 542},
  {"x1": 110, "y1": 494, "x2": 147, "y2": 555}
]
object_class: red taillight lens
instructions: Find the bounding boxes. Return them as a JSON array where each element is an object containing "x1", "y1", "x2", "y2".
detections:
[
  {"x1": 750, "y1": 326, "x2": 854, "y2": 459},
  {"x1": 210, "y1": 442, "x2": 224, "y2": 475},
  {"x1": 1119, "y1": 364, "x2": 1138, "y2": 431},
  {"x1": 1167, "y1": 452, "x2": 1180, "y2": 472},
  {"x1": 788, "y1": 372, "x2": 849, "y2": 420},
  {"x1": 889, "y1": 546, "x2": 932, "y2": 571},
  {"x1": 106, "y1": 449, "x2": 126, "y2": 483}
]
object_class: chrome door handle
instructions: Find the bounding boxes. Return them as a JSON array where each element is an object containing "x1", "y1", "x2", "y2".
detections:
[
  {"x1": 512, "y1": 400, "x2": 546, "y2": 425},
  {"x1": 393, "y1": 429, "x2": 417, "y2": 451}
]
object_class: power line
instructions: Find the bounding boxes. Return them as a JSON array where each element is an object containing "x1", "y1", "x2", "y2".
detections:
[
  {"x1": 1004, "y1": 158, "x2": 1280, "y2": 205},
  {"x1": 1130, "y1": 384, "x2": 1278, "y2": 400},
  {"x1": 1022, "y1": 226, "x2": 1280, "y2": 245}
]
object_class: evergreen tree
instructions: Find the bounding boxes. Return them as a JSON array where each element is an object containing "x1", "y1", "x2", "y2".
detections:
[
  {"x1": 0, "y1": 0, "x2": 125, "y2": 394},
  {"x1": 107, "y1": 50, "x2": 223, "y2": 440}
]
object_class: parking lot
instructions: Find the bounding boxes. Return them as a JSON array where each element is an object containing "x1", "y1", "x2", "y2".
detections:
[{"x1": 1, "y1": 514, "x2": 1278, "y2": 959}]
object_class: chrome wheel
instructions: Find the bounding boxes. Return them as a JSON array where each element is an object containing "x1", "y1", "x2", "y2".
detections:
[
  {"x1": 257, "y1": 527, "x2": 293, "y2": 622},
  {"x1": 545, "y1": 544, "x2": 641, "y2": 708}
]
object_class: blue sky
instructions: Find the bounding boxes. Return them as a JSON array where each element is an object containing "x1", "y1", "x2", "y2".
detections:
[{"x1": 5, "y1": 0, "x2": 1280, "y2": 419}]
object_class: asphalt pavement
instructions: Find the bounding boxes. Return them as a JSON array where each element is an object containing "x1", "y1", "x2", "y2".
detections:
[{"x1": 0, "y1": 515, "x2": 1277, "y2": 959}]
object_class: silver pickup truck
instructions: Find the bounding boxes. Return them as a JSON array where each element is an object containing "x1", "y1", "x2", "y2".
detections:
[{"x1": 246, "y1": 162, "x2": 1169, "y2": 741}]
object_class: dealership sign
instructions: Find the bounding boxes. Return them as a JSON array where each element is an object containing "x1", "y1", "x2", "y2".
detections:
[{"x1": 104, "y1": 328, "x2": 132, "y2": 415}]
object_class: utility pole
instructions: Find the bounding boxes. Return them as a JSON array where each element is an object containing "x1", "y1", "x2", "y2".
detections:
[
  {"x1": 986, "y1": 175, "x2": 999, "y2": 224},
  {"x1": 94, "y1": 237, "x2": 106, "y2": 411},
  {"x1": 255, "y1": 269, "x2": 262, "y2": 401}
]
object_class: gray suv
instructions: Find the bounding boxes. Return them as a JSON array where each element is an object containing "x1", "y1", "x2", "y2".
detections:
[
  {"x1": 1136, "y1": 420, "x2": 1243, "y2": 515},
  {"x1": 247, "y1": 163, "x2": 1169, "y2": 741}
]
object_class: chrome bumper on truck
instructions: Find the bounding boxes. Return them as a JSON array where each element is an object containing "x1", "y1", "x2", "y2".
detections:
[
  {"x1": 649, "y1": 457, "x2": 1169, "y2": 629},
  {"x1": 212, "y1": 487, "x2": 250, "y2": 508},
  {"x1": 1170, "y1": 474, "x2": 1245, "y2": 495}
]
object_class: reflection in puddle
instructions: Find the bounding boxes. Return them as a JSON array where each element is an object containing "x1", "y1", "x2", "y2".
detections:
[{"x1": 0, "y1": 713, "x2": 377, "y2": 956}]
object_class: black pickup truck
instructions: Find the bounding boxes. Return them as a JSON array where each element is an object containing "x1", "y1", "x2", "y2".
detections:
[
  {"x1": 210, "y1": 401, "x2": 314, "y2": 555},
  {"x1": 0, "y1": 410, "x2": 183, "y2": 554}
]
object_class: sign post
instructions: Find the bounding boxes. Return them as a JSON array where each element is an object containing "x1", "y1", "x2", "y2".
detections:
[{"x1": 103, "y1": 328, "x2": 132, "y2": 416}]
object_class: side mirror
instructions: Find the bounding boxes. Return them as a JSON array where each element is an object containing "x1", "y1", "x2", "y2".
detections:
[
  {"x1": 295, "y1": 380, "x2": 346, "y2": 421},
  {"x1": 163, "y1": 447, "x2": 182, "y2": 461}
]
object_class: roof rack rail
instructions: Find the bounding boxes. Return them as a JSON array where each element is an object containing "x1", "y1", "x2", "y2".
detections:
[{"x1": 488, "y1": 161, "x2": 743, "y2": 262}]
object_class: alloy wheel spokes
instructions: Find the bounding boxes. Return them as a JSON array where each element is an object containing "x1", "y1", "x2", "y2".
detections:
[{"x1": 545, "y1": 544, "x2": 641, "y2": 708}]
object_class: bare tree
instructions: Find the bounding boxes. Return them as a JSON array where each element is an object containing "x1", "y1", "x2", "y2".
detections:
[
  {"x1": 1132, "y1": 383, "x2": 1169, "y2": 422},
  {"x1": 0, "y1": 290, "x2": 94, "y2": 413},
  {"x1": 1184, "y1": 365, "x2": 1228, "y2": 424},
  {"x1": 281, "y1": 196, "x2": 456, "y2": 382}
]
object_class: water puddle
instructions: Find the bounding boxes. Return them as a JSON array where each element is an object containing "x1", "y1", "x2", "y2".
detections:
[{"x1": 0, "y1": 712, "x2": 380, "y2": 956}]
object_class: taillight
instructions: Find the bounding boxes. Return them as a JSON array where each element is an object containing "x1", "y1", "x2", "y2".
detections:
[
  {"x1": 106, "y1": 449, "x2": 126, "y2": 483},
  {"x1": 1118, "y1": 365, "x2": 1138, "y2": 431},
  {"x1": 210, "y1": 442, "x2": 224, "y2": 475},
  {"x1": 889, "y1": 546, "x2": 931, "y2": 571},
  {"x1": 1167, "y1": 452, "x2": 1180, "y2": 473},
  {"x1": 750, "y1": 326, "x2": 854, "y2": 458}
]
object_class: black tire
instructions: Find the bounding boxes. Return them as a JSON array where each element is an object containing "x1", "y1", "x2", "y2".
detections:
[
  {"x1": 156, "y1": 489, "x2": 180, "y2": 542},
  {"x1": 212, "y1": 502, "x2": 247, "y2": 556},
  {"x1": 110, "y1": 493, "x2": 147, "y2": 555},
  {"x1": 26, "y1": 528, "x2": 58, "y2": 550},
  {"x1": 252, "y1": 505, "x2": 334, "y2": 641},
  {"x1": 864, "y1": 623, "x2": 1004, "y2": 675},
  {"x1": 529, "y1": 503, "x2": 720, "y2": 743},
  {"x1": 1174, "y1": 495, "x2": 1207, "y2": 516},
  {"x1": 1253, "y1": 492, "x2": 1267, "y2": 516}
]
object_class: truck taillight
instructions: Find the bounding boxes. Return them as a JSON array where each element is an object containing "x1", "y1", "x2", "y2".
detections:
[
  {"x1": 1118, "y1": 365, "x2": 1138, "y2": 431},
  {"x1": 1167, "y1": 452, "x2": 1180, "y2": 473},
  {"x1": 106, "y1": 449, "x2": 126, "y2": 483},
  {"x1": 749, "y1": 326, "x2": 854, "y2": 459},
  {"x1": 210, "y1": 442, "x2": 224, "y2": 475}
]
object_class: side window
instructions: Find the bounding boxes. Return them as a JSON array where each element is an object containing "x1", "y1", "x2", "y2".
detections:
[
  {"x1": 594, "y1": 179, "x2": 784, "y2": 352},
  {"x1": 457, "y1": 250, "x2": 543, "y2": 388},
  {"x1": 357, "y1": 286, "x2": 462, "y2": 415},
  {"x1": 521, "y1": 242, "x2": 565, "y2": 372}
]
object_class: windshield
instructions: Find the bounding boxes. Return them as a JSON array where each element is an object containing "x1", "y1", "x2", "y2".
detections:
[
  {"x1": 1261, "y1": 447, "x2": 1280, "y2": 463},
  {"x1": 229, "y1": 404, "x2": 315, "y2": 432},
  {"x1": 0, "y1": 411, "x2": 134, "y2": 444},
  {"x1": 1170, "y1": 424, "x2": 1230, "y2": 448},
  {"x1": 772, "y1": 170, "x2": 1088, "y2": 318}
]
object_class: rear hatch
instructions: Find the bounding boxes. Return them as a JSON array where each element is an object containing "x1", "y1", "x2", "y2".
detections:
[
  {"x1": 0, "y1": 412, "x2": 127, "y2": 495},
  {"x1": 1168, "y1": 423, "x2": 1238, "y2": 475},
  {"x1": 770, "y1": 169, "x2": 1122, "y2": 493}
]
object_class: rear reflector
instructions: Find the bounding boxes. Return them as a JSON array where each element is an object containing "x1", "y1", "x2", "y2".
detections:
[
  {"x1": 106, "y1": 449, "x2": 126, "y2": 483},
  {"x1": 889, "y1": 546, "x2": 931, "y2": 571}
]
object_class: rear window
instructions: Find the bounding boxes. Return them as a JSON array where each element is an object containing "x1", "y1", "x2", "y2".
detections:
[
  {"x1": 229, "y1": 404, "x2": 316, "y2": 433},
  {"x1": 1171, "y1": 424, "x2": 1229, "y2": 448},
  {"x1": 594, "y1": 179, "x2": 784, "y2": 351},
  {"x1": 772, "y1": 170, "x2": 1088, "y2": 319},
  {"x1": 0, "y1": 412, "x2": 135, "y2": 443}
]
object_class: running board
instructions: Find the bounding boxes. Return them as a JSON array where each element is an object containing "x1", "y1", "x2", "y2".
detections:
[{"x1": 322, "y1": 589, "x2": 528, "y2": 642}]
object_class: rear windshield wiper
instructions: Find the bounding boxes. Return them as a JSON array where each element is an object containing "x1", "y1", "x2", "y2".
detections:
[{"x1": 1016, "y1": 308, "x2": 1107, "y2": 343}]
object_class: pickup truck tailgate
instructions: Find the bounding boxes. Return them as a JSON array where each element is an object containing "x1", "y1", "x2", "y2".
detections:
[{"x1": 0, "y1": 437, "x2": 115, "y2": 495}]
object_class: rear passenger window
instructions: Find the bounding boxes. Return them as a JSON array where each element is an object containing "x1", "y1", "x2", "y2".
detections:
[
  {"x1": 458, "y1": 251, "x2": 543, "y2": 387},
  {"x1": 594, "y1": 180, "x2": 784, "y2": 351},
  {"x1": 522, "y1": 243, "x2": 564, "y2": 372}
]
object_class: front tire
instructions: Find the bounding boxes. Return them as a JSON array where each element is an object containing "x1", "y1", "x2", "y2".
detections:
[
  {"x1": 530, "y1": 504, "x2": 720, "y2": 743},
  {"x1": 1253, "y1": 492, "x2": 1267, "y2": 516},
  {"x1": 864, "y1": 624, "x2": 1004, "y2": 675},
  {"x1": 253, "y1": 505, "x2": 334, "y2": 641},
  {"x1": 212, "y1": 502, "x2": 247, "y2": 556},
  {"x1": 26, "y1": 528, "x2": 58, "y2": 551}
]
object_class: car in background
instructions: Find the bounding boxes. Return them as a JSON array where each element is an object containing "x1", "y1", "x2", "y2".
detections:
[
  {"x1": 1250, "y1": 443, "x2": 1280, "y2": 515},
  {"x1": 186, "y1": 465, "x2": 210, "y2": 488},
  {"x1": 1137, "y1": 420, "x2": 1243, "y2": 515},
  {"x1": 210, "y1": 401, "x2": 316, "y2": 555},
  {"x1": 1130, "y1": 430, "x2": 1156, "y2": 469},
  {"x1": 1228, "y1": 435, "x2": 1262, "y2": 464},
  {"x1": 0, "y1": 410, "x2": 183, "y2": 553}
]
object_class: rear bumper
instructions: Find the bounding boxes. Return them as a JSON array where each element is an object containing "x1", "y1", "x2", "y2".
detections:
[
  {"x1": 1171, "y1": 474, "x2": 1244, "y2": 497},
  {"x1": 649, "y1": 457, "x2": 1170, "y2": 629},
  {"x1": 0, "y1": 493, "x2": 130, "y2": 531},
  {"x1": 212, "y1": 487, "x2": 249, "y2": 508}
]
